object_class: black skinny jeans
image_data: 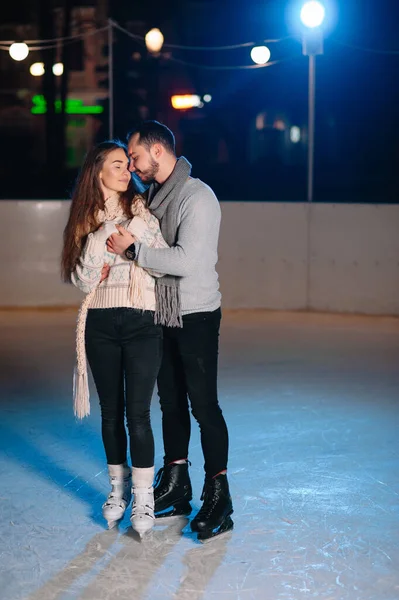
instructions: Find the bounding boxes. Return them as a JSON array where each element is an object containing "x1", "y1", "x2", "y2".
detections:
[
  {"x1": 157, "y1": 308, "x2": 229, "y2": 477},
  {"x1": 85, "y1": 308, "x2": 162, "y2": 468}
]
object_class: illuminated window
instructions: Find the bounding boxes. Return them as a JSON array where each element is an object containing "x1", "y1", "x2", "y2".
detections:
[
  {"x1": 255, "y1": 112, "x2": 266, "y2": 130},
  {"x1": 290, "y1": 126, "x2": 301, "y2": 143}
]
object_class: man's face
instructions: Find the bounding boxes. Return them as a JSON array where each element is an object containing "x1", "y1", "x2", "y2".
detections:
[{"x1": 128, "y1": 133, "x2": 160, "y2": 183}]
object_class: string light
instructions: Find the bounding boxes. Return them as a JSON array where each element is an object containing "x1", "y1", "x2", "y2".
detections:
[{"x1": 1, "y1": 21, "x2": 398, "y2": 63}]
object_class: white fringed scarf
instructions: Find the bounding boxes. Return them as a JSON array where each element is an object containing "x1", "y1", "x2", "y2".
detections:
[{"x1": 73, "y1": 194, "x2": 150, "y2": 419}]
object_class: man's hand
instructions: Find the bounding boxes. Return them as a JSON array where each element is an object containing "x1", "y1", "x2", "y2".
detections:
[
  {"x1": 100, "y1": 263, "x2": 110, "y2": 283},
  {"x1": 107, "y1": 225, "x2": 136, "y2": 256}
]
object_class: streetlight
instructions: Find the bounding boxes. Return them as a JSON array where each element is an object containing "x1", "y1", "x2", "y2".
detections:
[
  {"x1": 300, "y1": 1, "x2": 325, "y2": 202},
  {"x1": 145, "y1": 28, "x2": 164, "y2": 54},
  {"x1": 250, "y1": 46, "x2": 271, "y2": 65},
  {"x1": 9, "y1": 42, "x2": 29, "y2": 61},
  {"x1": 300, "y1": 1, "x2": 325, "y2": 28}
]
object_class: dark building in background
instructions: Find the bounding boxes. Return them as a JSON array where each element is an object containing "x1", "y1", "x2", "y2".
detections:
[{"x1": 0, "y1": 0, "x2": 398, "y2": 202}]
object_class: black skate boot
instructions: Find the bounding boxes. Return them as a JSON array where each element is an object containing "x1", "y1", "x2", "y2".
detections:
[
  {"x1": 191, "y1": 474, "x2": 234, "y2": 542},
  {"x1": 154, "y1": 461, "x2": 192, "y2": 519}
]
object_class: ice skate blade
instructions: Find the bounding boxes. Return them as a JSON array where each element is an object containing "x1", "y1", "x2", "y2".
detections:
[
  {"x1": 155, "y1": 512, "x2": 189, "y2": 522},
  {"x1": 103, "y1": 506, "x2": 127, "y2": 526},
  {"x1": 198, "y1": 528, "x2": 233, "y2": 544},
  {"x1": 132, "y1": 527, "x2": 153, "y2": 541},
  {"x1": 197, "y1": 516, "x2": 234, "y2": 543},
  {"x1": 106, "y1": 519, "x2": 119, "y2": 530},
  {"x1": 155, "y1": 501, "x2": 192, "y2": 520},
  {"x1": 130, "y1": 519, "x2": 155, "y2": 538}
]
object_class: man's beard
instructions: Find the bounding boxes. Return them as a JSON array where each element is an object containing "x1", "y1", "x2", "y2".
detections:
[{"x1": 136, "y1": 157, "x2": 159, "y2": 183}]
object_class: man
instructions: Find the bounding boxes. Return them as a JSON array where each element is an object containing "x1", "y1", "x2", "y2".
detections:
[{"x1": 107, "y1": 120, "x2": 233, "y2": 541}]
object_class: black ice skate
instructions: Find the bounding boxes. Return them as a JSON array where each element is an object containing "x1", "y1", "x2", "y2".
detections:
[
  {"x1": 154, "y1": 461, "x2": 192, "y2": 519},
  {"x1": 190, "y1": 474, "x2": 234, "y2": 542}
]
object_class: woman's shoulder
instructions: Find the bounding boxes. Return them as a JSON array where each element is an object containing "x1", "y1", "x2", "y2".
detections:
[{"x1": 131, "y1": 194, "x2": 150, "y2": 217}]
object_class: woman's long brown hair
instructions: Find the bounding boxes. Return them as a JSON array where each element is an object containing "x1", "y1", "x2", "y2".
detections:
[{"x1": 61, "y1": 141, "x2": 134, "y2": 283}]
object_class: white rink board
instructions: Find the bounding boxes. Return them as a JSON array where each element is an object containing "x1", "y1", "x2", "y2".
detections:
[{"x1": 0, "y1": 200, "x2": 398, "y2": 314}]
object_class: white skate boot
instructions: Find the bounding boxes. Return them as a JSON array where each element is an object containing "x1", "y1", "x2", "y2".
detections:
[
  {"x1": 130, "y1": 467, "x2": 155, "y2": 539},
  {"x1": 103, "y1": 463, "x2": 132, "y2": 529}
]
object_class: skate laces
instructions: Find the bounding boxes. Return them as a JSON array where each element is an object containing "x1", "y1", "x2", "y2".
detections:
[
  {"x1": 103, "y1": 496, "x2": 127, "y2": 510},
  {"x1": 154, "y1": 460, "x2": 191, "y2": 492},
  {"x1": 132, "y1": 488, "x2": 154, "y2": 517},
  {"x1": 103, "y1": 475, "x2": 131, "y2": 509},
  {"x1": 200, "y1": 478, "x2": 214, "y2": 501},
  {"x1": 197, "y1": 480, "x2": 218, "y2": 518},
  {"x1": 103, "y1": 488, "x2": 130, "y2": 511}
]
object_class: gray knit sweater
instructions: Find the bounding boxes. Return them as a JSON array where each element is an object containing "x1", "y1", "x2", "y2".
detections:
[{"x1": 135, "y1": 177, "x2": 221, "y2": 315}]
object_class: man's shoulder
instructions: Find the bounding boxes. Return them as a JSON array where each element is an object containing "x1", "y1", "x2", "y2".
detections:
[
  {"x1": 182, "y1": 177, "x2": 218, "y2": 201},
  {"x1": 177, "y1": 178, "x2": 221, "y2": 221}
]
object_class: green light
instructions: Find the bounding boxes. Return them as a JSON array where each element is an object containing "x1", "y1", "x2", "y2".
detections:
[
  {"x1": 31, "y1": 94, "x2": 104, "y2": 115},
  {"x1": 69, "y1": 119, "x2": 86, "y2": 128}
]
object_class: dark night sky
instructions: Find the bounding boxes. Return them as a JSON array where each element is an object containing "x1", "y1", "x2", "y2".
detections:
[{"x1": 3, "y1": 0, "x2": 399, "y2": 44}]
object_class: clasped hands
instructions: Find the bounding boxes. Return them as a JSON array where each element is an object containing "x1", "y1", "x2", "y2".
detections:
[{"x1": 99, "y1": 225, "x2": 137, "y2": 283}]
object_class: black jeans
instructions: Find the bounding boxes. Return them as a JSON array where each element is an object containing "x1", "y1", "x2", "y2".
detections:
[
  {"x1": 85, "y1": 308, "x2": 162, "y2": 468},
  {"x1": 157, "y1": 308, "x2": 229, "y2": 477}
]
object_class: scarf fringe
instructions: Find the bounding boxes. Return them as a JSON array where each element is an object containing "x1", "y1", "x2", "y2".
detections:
[
  {"x1": 154, "y1": 281, "x2": 183, "y2": 327},
  {"x1": 73, "y1": 364, "x2": 90, "y2": 418},
  {"x1": 74, "y1": 288, "x2": 95, "y2": 419},
  {"x1": 128, "y1": 261, "x2": 145, "y2": 307}
]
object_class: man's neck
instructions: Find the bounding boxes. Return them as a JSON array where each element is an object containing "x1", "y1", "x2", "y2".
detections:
[{"x1": 155, "y1": 156, "x2": 178, "y2": 185}]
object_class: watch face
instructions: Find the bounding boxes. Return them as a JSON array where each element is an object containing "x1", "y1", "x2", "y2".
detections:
[{"x1": 125, "y1": 245, "x2": 135, "y2": 260}]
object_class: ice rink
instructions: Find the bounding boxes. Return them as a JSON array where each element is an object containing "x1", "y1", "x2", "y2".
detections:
[{"x1": 1, "y1": 309, "x2": 398, "y2": 600}]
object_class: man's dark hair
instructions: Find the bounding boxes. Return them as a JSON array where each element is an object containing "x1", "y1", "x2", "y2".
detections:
[{"x1": 127, "y1": 120, "x2": 176, "y2": 155}]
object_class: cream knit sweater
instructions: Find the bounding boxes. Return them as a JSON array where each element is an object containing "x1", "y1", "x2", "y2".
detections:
[{"x1": 71, "y1": 194, "x2": 168, "y2": 309}]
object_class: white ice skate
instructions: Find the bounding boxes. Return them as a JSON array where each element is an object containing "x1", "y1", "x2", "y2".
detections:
[
  {"x1": 130, "y1": 466, "x2": 155, "y2": 538},
  {"x1": 130, "y1": 486, "x2": 155, "y2": 538},
  {"x1": 103, "y1": 464, "x2": 132, "y2": 529}
]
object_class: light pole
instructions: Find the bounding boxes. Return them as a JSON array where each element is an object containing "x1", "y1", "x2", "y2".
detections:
[
  {"x1": 108, "y1": 18, "x2": 114, "y2": 139},
  {"x1": 300, "y1": 1, "x2": 325, "y2": 202},
  {"x1": 145, "y1": 28, "x2": 164, "y2": 120}
]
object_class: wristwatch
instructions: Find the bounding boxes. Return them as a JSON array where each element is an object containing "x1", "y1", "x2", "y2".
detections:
[{"x1": 125, "y1": 242, "x2": 136, "y2": 261}]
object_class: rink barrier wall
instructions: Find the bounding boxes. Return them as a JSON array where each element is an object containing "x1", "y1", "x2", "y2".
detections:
[{"x1": 0, "y1": 201, "x2": 398, "y2": 315}]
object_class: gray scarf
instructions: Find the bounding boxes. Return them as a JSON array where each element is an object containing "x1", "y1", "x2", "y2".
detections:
[{"x1": 148, "y1": 156, "x2": 192, "y2": 327}]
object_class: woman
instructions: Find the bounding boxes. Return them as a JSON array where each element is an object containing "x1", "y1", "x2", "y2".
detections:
[{"x1": 61, "y1": 140, "x2": 168, "y2": 537}]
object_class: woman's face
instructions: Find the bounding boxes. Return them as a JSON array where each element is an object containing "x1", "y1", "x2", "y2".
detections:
[{"x1": 99, "y1": 148, "x2": 130, "y2": 197}]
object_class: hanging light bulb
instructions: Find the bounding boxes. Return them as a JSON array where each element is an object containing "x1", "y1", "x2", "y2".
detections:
[
  {"x1": 30, "y1": 62, "x2": 45, "y2": 76},
  {"x1": 52, "y1": 63, "x2": 64, "y2": 76},
  {"x1": 250, "y1": 46, "x2": 271, "y2": 65},
  {"x1": 9, "y1": 42, "x2": 29, "y2": 61}
]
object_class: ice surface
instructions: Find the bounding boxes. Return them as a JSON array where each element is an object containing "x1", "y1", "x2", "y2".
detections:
[{"x1": 0, "y1": 309, "x2": 398, "y2": 600}]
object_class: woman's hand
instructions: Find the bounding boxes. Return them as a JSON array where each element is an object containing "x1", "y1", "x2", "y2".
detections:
[
  {"x1": 100, "y1": 263, "x2": 110, "y2": 283},
  {"x1": 107, "y1": 225, "x2": 136, "y2": 256},
  {"x1": 93, "y1": 222, "x2": 119, "y2": 243}
]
